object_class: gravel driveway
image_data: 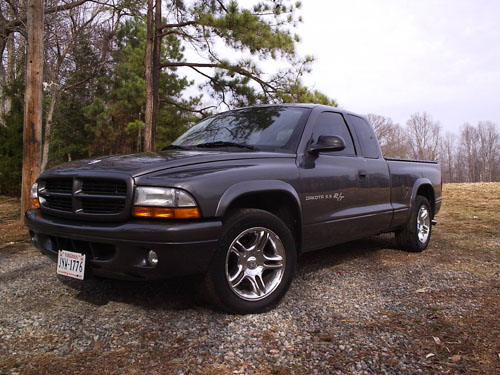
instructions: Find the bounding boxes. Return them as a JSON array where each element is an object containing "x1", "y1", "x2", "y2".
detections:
[{"x1": 1, "y1": 232, "x2": 499, "y2": 375}]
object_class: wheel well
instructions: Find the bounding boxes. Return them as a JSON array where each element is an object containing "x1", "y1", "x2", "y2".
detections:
[
  {"x1": 416, "y1": 184, "x2": 435, "y2": 217},
  {"x1": 224, "y1": 192, "x2": 302, "y2": 251}
]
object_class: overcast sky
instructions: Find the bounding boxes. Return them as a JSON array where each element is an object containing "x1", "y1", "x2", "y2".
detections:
[{"x1": 296, "y1": 0, "x2": 500, "y2": 133}]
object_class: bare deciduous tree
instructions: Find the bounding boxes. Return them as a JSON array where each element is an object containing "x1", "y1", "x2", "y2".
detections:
[
  {"x1": 41, "y1": 1, "x2": 120, "y2": 171},
  {"x1": 477, "y1": 121, "x2": 500, "y2": 182},
  {"x1": 458, "y1": 124, "x2": 480, "y2": 182},
  {"x1": 439, "y1": 132, "x2": 457, "y2": 183},
  {"x1": 406, "y1": 112, "x2": 441, "y2": 161},
  {"x1": 367, "y1": 114, "x2": 409, "y2": 158}
]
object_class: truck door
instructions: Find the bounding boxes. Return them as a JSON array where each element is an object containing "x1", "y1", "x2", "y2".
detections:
[
  {"x1": 346, "y1": 114, "x2": 393, "y2": 233},
  {"x1": 298, "y1": 111, "x2": 371, "y2": 251}
]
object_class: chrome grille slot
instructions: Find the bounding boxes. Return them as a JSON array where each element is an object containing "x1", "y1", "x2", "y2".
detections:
[
  {"x1": 45, "y1": 178, "x2": 73, "y2": 193},
  {"x1": 44, "y1": 196, "x2": 73, "y2": 212},
  {"x1": 81, "y1": 197, "x2": 126, "y2": 214},
  {"x1": 81, "y1": 180, "x2": 127, "y2": 196}
]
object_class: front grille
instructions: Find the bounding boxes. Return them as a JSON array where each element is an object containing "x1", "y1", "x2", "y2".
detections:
[
  {"x1": 45, "y1": 178, "x2": 73, "y2": 194},
  {"x1": 39, "y1": 176, "x2": 130, "y2": 220},
  {"x1": 82, "y1": 180, "x2": 127, "y2": 195},
  {"x1": 45, "y1": 196, "x2": 73, "y2": 212},
  {"x1": 81, "y1": 197, "x2": 126, "y2": 214}
]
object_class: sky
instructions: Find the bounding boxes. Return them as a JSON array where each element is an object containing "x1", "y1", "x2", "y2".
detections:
[{"x1": 295, "y1": 0, "x2": 500, "y2": 133}]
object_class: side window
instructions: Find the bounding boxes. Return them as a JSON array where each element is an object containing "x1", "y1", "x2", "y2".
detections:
[
  {"x1": 311, "y1": 112, "x2": 356, "y2": 156},
  {"x1": 348, "y1": 115, "x2": 380, "y2": 159}
]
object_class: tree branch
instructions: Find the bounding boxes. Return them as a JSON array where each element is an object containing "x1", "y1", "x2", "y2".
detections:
[
  {"x1": 5, "y1": 0, "x2": 108, "y2": 32},
  {"x1": 162, "y1": 61, "x2": 276, "y2": 94},
  {"x1": 159, "y1": 97, "x2": 216, "y2": 114},
  {"x1": 158, "y1": 20, "x2": 196, "y2": 30}
]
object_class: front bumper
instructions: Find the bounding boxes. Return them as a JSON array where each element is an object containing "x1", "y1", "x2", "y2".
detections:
[{"x1": 25, "y1": 209, "x2": 222, "y2": 280}]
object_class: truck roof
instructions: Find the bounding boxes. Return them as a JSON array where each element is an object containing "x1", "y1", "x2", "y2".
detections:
[{"x1": 227, "y1": 103, "x2": 365, "y2": 119}]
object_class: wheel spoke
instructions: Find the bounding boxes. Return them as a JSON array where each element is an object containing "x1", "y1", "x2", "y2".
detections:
[
  {"x1": 232, "y1": 240, "x2": 247, "y2": 254},
  {"x1": 248, "y1": 274, "x2": 266, "y2": 296},
  {"x1": 263, "y1": 253, "x2": 283, "y2": 270},
  {"x1": 254, "y1": 230, "x2": 269, "y2": 252},
  {"x1": 263, "y1": 262, "x2": 283, "y2": 270},
  {"x1": 420, "y1": 210, "x2": 429, "y2": 221},
  {"x1": 230, "y1": 267, "x2": 245, "y2": 287},
  {"x1": 263, "y1": 253, "x2": 282, "y2": 262}
]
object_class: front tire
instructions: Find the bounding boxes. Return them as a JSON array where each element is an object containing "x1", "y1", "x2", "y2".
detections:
[
  {"x1": 396, "y1": 196, "x2": 432, "y2": 252},
  {"x1": 204, "y1": 209, "x2": 296, "y2": 314}
]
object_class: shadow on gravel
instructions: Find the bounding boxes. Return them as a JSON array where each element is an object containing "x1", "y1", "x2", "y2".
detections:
[
  {"x1": 58, "y1": 274, "x2": 208, "y2": 311},
  {"x1": 56, "y1": 234, "x2": 398, "y2": 312}
]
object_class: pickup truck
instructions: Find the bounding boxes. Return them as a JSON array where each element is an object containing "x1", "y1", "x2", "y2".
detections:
[{"x1": 26, "y1": 104, "x2": 442, "y2": 314}]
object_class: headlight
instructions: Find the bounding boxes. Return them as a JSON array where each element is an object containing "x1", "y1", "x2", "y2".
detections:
[
  {"x1": 30, "y1": 182, "x2": 40, "y2": 208},
  {"x1": 133, "y1": 187, "x2": 200, "y2": 219}
]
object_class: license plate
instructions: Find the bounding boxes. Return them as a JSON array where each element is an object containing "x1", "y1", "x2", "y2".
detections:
[{"x1": 57, "y1": 250, "x2": 86, "y2": 280}]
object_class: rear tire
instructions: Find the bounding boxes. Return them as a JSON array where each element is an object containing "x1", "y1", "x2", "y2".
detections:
[
  {"x1": 204, "y1": 209, "x2": 296, "y2": 314},
  {"x1": 396, "y1": 196, "x2": 432, "y2": 252}
]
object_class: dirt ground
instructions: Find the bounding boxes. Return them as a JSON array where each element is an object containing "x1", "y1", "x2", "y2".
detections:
[{"x1": 1, "y1": 183, "x2": 499, "y2": 374}]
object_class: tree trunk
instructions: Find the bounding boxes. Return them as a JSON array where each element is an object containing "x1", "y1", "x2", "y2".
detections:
[
  {"x1": 151, "y1": 0, "x2": 161, "y2": 147},
  {"x1": 0, "y1": 7, "x2": 16, "y2": 127},
  {"x1": 6, "y1": 6, "x2": 15, "y2": 115},
  {"x1": 144, "y1": 0, "x2": 154, "y2": 151},
  {"x1": 21, "y1": 0, "x2": 44, "y2": 221},
  {"x1": 144, "y1": 0, "x2": 161, "y2": 152},
  {"x1": 41, "y1": 87, "x2": 58, "y2": 172}
]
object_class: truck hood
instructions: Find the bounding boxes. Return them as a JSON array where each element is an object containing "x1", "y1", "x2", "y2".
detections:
[{"x1": 43, "y1": 150, "x2": 294, "y2": 178}]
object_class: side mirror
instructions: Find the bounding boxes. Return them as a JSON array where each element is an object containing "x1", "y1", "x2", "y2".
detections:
[{"x1": 308, "y1": 135, "x2": 346, "y2": 154}]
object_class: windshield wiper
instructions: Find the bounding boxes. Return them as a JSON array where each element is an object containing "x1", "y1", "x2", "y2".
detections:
[
  {"x1": 195, "y1": 141, "x2": 258, "y2": 150},
  {"x1": 162, "y1": 144, "x2": 192, "y2": 151}
]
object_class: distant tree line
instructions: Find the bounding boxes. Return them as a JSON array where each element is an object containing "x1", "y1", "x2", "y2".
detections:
[{"x1": 368, "y1": 113, "x2": 500, "y2": 183}]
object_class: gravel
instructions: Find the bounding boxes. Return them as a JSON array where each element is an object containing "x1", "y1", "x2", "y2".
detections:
[{"x1": 1, "y1": 234, "x2": 499, "y2": 375}]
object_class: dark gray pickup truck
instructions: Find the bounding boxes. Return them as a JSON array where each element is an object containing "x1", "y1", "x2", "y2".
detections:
[{"x1": 26, "y1": 104, "x2": 442, "y2": 313}]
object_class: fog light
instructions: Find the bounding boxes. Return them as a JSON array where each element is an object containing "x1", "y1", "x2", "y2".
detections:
[{"x1": 147, "y1": 250, "x2": 159, "y2": 267}]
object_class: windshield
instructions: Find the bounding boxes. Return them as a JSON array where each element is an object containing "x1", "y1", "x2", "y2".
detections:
[{"x1": 171, "y1": 106, "x2": 311, "y2": 153}]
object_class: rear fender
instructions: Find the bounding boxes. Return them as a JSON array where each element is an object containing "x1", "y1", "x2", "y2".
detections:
[{"x1": 410, "y1": 178, "x2": 435, "y2": 217}]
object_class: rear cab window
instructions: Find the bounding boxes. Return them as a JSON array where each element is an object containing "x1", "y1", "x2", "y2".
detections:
[{"x1": 347, "y1": 115, "x2": 381, "y2": 159}]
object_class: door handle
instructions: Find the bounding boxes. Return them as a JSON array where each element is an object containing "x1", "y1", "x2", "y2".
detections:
[{"x1": 358, "y1": 170, "x2": 368, "y2": 179}]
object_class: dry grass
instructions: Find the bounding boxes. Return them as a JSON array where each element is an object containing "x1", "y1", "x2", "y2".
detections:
[
  {"x1": 0, "y1": 196, "x2": 30, "y2": 245},
  {"x1": 440, "y1": 182, "x2": 500, "y2": 237},
  {"x1": 430, "y1": 183, "x2": 500, "y2": 278}
]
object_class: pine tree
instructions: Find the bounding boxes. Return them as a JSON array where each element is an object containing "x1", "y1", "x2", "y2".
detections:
[{"x1": 143, "y1": 0, "x2": 334, "y2": 150}]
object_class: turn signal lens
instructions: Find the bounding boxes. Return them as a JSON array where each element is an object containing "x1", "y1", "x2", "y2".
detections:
[
  {"x1": 173, "y1": 208, "x2": 201, "y2": 219},
  {"x1": 132, "y1": 206, "x2": 200, "y2": 219},
  {"x1": 31, "y1": 198, "x2": 40, "y2": 208}
]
